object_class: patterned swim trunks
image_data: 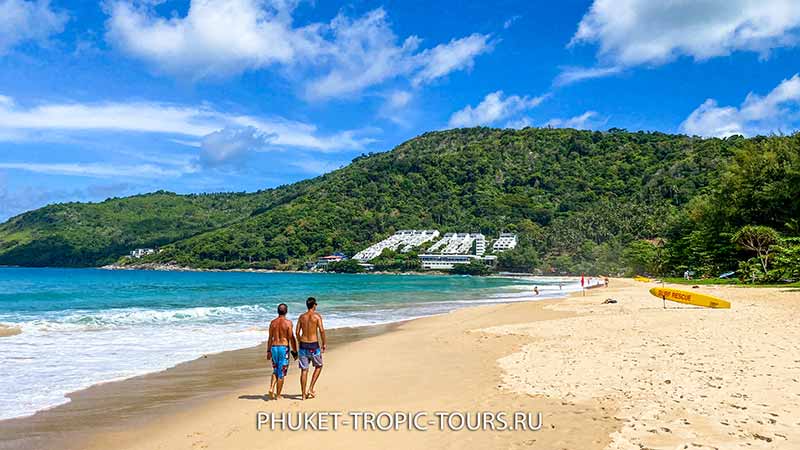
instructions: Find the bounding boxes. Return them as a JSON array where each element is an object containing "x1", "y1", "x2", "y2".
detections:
[
  {"x1": 270, "y1": 345, "x2": 289, "y2": 379},
  {"x1": 298, "y1": 341, "x2": 323, "y2": 370}
]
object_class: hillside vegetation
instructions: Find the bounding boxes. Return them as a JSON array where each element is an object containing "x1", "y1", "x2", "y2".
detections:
[
  {"x1": 0, "y1": 188, "x2": 304, "y2": 266},
  {"x1": 146, "y1": 128, "x2": 735, "y2": 272},
  {"x1": 1, "y1": 128, "x2": 797, "y2": 278}
]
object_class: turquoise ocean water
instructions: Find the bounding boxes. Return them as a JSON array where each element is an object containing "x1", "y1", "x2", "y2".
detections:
[{"x1": 0, "y1": 268, "x2": 577, "y2": 420}]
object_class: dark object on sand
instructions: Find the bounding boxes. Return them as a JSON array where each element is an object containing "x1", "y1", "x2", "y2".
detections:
[
  {"x1": 692, "y1": 285, "x2": 700, "y2": 289},
  {"x1": 601, "y1": 298, "x2": 618, "y2": 304}
]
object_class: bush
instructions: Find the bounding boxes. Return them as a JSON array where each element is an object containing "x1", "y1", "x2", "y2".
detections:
[
  {"x1": 738, "y1": 258, "x2": 764, "y2": 284},
  {"x1": 326, "y1": 259, "x2": 364, "y2": 273},
  {"x1": 370, "y1": 249, "x2": 421, "y2": 271},
  {"x1": 622, "y1": 240, "x2": 663, "y2": 276},
  {"x1": 732, "y1": 225, "x2": 780, "y2": 275},
  {"x1": 767, "y1": 237, "x2": 800, "y2": 282},
  {"x1": 450, "y1": 259, "x2": 492, "y2": 276}
]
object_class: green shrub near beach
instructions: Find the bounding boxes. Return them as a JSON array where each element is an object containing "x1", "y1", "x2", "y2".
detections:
[
  {"x1": 325, "y1": 259, "x2": 365, "y2": 273},
  {"x1": 450, "y1": 260, "x2": 493, "y2": 276}
]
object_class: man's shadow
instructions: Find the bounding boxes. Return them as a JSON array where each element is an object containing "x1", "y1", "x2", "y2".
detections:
[
  {"x1": 238, "y1": 394, "x2": 304, "y2": 401},
  {"x1": 238, "y1": 394, "x2": 269, "y2": 401}
]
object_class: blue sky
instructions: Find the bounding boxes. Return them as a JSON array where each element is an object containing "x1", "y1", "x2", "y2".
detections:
[{"x1": 1, "y1": 0, "x2": 799, "y2": 220}]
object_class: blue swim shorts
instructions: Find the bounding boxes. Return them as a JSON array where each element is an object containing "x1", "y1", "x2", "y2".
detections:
[{"x1": 270, "y1": 345, "x2": 289, "y2": 379}]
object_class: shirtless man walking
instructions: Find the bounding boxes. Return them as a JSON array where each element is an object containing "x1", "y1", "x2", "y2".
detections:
[
  {"x1": 295, "y1": 297, "x2": 326, "y2": 400},
  {"x1": 267, "y1": 303, "x2": 297, "y2": 400}
]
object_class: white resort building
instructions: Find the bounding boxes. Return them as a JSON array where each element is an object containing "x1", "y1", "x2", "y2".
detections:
[
  {"x1": 492, "y1": 233, "x2": 518, "y2": 252},
  {"x1": 129, "y1": 248, "x2": 155, "y2": 259},
  {"x1": 426, "y1": 233, "x2": 486, "y2": 256},
  {"x1": 419, "y1": 233, "x2": 495, "y2": 270},
  {"x1": 350, "y1": 231, "x2": 519, "y2": 271},
  {"x1": 353, "y1": 230, "x2": 440, "y2": 261},
  {"x1": 313, "y1": 253, "x2": 346, "y2": 270},
  {"x1": 419, "y1": 254, "x2": 493, "y2": 270}
]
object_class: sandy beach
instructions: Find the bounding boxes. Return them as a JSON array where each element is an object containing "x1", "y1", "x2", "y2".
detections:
[{"x1": 2, "y1": 279, "x2": 798, "y2": 450}]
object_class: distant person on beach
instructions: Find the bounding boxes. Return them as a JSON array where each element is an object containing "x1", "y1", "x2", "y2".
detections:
[
  {"x1": 604, "y1": 277, "x2": 609, "y2": 288},
  {"x1": 534, "y1": 286, "x2": 540, "y2": 296},
  {"x1": 296, "y1": 297, "x2": 327, "y2": 400},
  {"x1": 267, "y1": 303, "x2": 297, "y2": 400}
]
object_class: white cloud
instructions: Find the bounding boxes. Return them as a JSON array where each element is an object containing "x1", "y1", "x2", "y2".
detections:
[
  {"x1": 503, "y1": 15, "x2": 520, "y2": 30},
  {"x1": 303, "y1": 10, "x2": 491, "y2": 99},
  {"x1": 554, "y1": 66, "x2": 621, "y2": 86},
  {"x1": 106, "y1": 2, "x2": 492, "y2": 99},
  {"x1": 0, "y1": 162, "x2": 187, "y2": 178},
  {"x1": 680, "y1": 100, "x2": 744, "y2": 137},
  {"x1": 289, "y1": 158, "x2": 346, "y2": 175},
  {"x1": 385, "y1": 90, "x2": 412, "y2": 110},
  {"x1": 544, "y1": 111, "x2": 603, "y2": 130},
  {"x1": 199, "y1": 126, "x2": 274, "y2": 167},
  {"x1": 105, "y1": 0, "x2": 319, "y2": 78},
  {"x1": 302, "y1": 8, "x2": 420, "y2": 100},
  {"x1": 0, "y1": 100, "x2": 219, "y2": 135},
  {"x1": 411, "y1": 33, "x2": 492, "y2": 86},
  {"x1": 378, "y1": 90, "x2": 414, "y2": 125},
  {"x1": 570, "y1": 0, "x2": 800, "y2": 67},
  {"x1": 740, "y1": 73, "x2": 800, "y2": 120},
  {"x1": 448, "y1": 91, "x2": 547, "y2": 128},
  {"x1": 0, "y1": 0, "x2": 67, "y2": 54},
  {"x1": 505, "y1": 117, "x2": 533, "y2": 129},
  {"x1": 680, "y1": 73, "x2": 800, "y2": 137},
  {"x1": 229, "y1": 113, "x2": 376, "y2": 151},
  {"x1": 0, "y1": 96, "x2": 372, "y2": 151}
]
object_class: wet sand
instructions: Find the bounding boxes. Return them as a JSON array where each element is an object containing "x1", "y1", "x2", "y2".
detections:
[{"x1": 0, "y1": 324, "x2": 21, "y2": 337}]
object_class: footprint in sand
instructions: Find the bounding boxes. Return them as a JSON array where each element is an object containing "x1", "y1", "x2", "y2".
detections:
[{"x1": 753, "y1": 433, "x2": 773, "y2": 443}]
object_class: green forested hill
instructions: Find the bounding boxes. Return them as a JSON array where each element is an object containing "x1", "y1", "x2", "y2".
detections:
[
  {"x1": 131, "y1": 128, "x2": 738, "y2": 272},
  {"x1": 1, "y1": 128, "x2": 797, "y2": 276},
  {"x1": 0, "y1": 188, "x2": 306, "y2": 267}
]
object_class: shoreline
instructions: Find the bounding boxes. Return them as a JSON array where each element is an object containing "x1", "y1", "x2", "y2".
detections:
[
  {"x1": 18, "y1": 264, "x2": 799, "y2": 288},
  {"x1": 99, "y1": 263, "x2": 457, "y2": 276},
  {"x1": 34, "y1": 263, "x2": 585, "y2": 281},
  {"x1": 11, "y1": 264, "x2": 578, "y2": 283}
]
